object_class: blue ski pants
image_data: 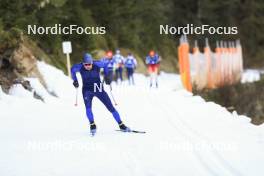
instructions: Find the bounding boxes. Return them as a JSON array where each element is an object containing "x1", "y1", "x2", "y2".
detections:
[{"x1": 82, "y1": 88, "x2": 122, "y2": 124}]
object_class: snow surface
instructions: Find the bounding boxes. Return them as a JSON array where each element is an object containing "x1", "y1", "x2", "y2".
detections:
[
  {"x1": 241, "y1": 69, "x2": 261, "y2": 83},
  {"x1": 1, "y1": 61, "x2": 264, "y2": 176}
]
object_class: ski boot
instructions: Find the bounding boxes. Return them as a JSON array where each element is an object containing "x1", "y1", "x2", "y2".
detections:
[
  {"x1": 90, "y1": 122, "x2": 97, "y2": 136},
  {"x1": 118, "y1": 122, "x2": 131, "y2": 132}
]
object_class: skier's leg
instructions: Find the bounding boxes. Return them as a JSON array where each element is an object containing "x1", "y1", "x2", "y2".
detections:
[
  {"x1": 155, "y1": 67, "x2": 158, "y2": 87},
  {"x1": 127, "y1": 68, "x2": 130, "y2": 85},
  {"x1": 126, "y1": 68, "x2": 129, "y2": 84},
  {"x1": 105, "y1": 70, "x2": 113, "y2": 85},
  {"x1": 96, "y1": 91, "x2": 131, "y2": 131},
  {"x1": 115, "y1": 69, "x2": 118, "y2": 82},
  {"x1": 150, "y1": 65, "x2": 156, "y2": 87},
  {"x1": 131, "y1": 69, "x2": 135, "y2": 85},
  {"x1": 82, "y1": 90, "x2": 95, "y2": 123},
  {"x1": 127, "y1": 68, "x2": 131, "y2": 85},
  {"x1": 120, "y1": 67, "x2": 123, "y2": 81},
  {"x1": 150, "y1": 73, "x2": 155, "y2": 87},
  {"x1": 128, "y1": 75, "x2": 131, "y2": 85},
  {"x1": 117, "y1": 68, "x2": 121, "y2": 84},
  {"x1": 147, "y1": 66, "x2": 152, "y2": 87},
  {"x1": 95, "y1": 91, "x2": 122, "y2": 123},
  {"x1": 153, "y1": 65, "x2": 158, "y2": 87},
  {"x1": 155, "y1": 73, "x2": 158, "y2": 87},
  {"x1": 128, "y1": 68, "x2": 134, "y2": 85},
  {"x1": 126, "y1": 68, "x2": 129, "y2": 79}
]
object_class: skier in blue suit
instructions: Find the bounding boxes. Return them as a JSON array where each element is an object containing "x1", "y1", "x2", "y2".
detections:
[
  {"x1": 145, "y1": 50, "x2": 160, "y2": 88},
  {"x1": 100, "y1": 51, "x2": 115, "y2": 85},
  {"x1": 71, "y1": 53, "x2": 131, "y2": 135},
  {"x1": 113, "y1": 49, "x2": 125, "y2": 83},
  {"x1": 124, "y1": 53, "x2": 137, "y2": 85}
]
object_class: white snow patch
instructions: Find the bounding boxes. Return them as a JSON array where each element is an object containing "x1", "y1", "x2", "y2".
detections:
[
  {"x1": 25, "y1": 77, "x2": 56, "y2": 103},
  {"x1": 0, "y1": 86, "x2": 4, "y2": 100},
  {"x1": 241, "y1": 69, "x2": 261, "y2": 83},
  {"x1": 37, "y1": 61, "x2": 75, "y2": 99},
  {"x1": 8, "y1": 84, "x2": 33, "y2": 98}
]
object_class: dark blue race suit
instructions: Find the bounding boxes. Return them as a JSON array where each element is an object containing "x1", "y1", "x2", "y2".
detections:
[{"x1": 71, "y1": 61, "x2": 122, "y2": 124}]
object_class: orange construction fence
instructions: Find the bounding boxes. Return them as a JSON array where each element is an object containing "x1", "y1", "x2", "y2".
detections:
[{"x1": 178, "y1": 36, "x2": 243, "y2": 92}]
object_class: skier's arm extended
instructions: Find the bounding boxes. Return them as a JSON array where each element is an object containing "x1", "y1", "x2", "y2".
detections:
[{"x1": 71, "y1": 63, "x2": 82, "y2": 81}]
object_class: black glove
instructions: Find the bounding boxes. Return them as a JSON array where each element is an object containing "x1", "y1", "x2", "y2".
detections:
[
  {"x1": 73, "y1": 80, "x2": 79, "y2": 88},
  {"x1": 104, "y1": 76, "x2": 111, "y2": 85}
]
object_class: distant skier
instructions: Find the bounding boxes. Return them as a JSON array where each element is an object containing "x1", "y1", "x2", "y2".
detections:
[
  {"x1": 113, "y1": 49, "x2": 125, "y2": 84},
  {"x1": 124, "y1": 53, "x2": 137, "y2": 85},
  {"x1": 101, "y1": 51, "x2": 115, "y2": 85},
  {"x1": 71, "y1": 53, "x2": 131, "y2": 135},
  {"x1": 145, "y1": 50, "x2": 160, "y2": 88}
]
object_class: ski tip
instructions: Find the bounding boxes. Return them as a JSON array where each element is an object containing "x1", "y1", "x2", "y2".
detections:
[
  {"x1": 115, "y1": 129, "x2": 146, "y2": 134},
  {"x1": 133, "y1": 130, "x2": 146, "y2": 134}
]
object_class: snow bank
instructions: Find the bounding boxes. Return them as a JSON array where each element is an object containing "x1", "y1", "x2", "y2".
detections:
[
  {"x1": 8, "y1": 84, "x2": 33, "y2": 98},
  {"x1": 25, "y1": 77, "x2": 57, "y2": 103},
  {"x1": 241, "y1": 69, "x2": 261, "y2": 83},
  {"x1": 37, "y1": 61, "x2": 75, "y2": 99},
  {"x1": 0, "y1": 86, "x2": 4, "y2": 100}
]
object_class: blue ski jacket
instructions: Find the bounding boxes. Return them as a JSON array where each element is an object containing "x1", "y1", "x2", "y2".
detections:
[
  {"x1": 145, "y1": 54, "x2": 160, "y2": 65},
  {"x1": 100, "y1": 57, "x2": 115, "y2": 71},
  {"x1": 71, "y1": 61, "x2": 108, "y2": 91},
  {"x1": 113, "y1": 54, "x2": 125, "y2": 67},
  {"x1": 125, "y1": 56, "x2": 137, "y2": 69}
]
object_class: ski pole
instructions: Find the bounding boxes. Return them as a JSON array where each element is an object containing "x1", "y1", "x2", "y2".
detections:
[
  {"x1": 74, "y1": 88, "x2": 78, "y2": 106},
  {"x1": 109, "y1": 84, "x2": 118, "y2": 106}
]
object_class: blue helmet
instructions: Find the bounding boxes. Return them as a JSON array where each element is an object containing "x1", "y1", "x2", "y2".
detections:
[{"x1": 83, "y1": 53, "x2": 93, "y2": 64}]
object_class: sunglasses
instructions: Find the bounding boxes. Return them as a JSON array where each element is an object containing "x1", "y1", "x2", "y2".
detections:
[{"x1": 83, "y1": 63, "x2": 92, "y2": 66}]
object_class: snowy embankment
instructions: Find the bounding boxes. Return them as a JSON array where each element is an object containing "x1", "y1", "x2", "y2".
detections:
[
  {"x1": 0, "y1": 61, "x2": 264, "y2": 176},
  {"x1": 241, "y1": 69, "x2": 262, "y2": 83}
]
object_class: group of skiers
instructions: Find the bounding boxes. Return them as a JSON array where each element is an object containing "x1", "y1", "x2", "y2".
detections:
[
  {"x1": 96, "y1": 49, "x2": 161, "y2": 87},
  {"x1": 71, "y1": 49, "x2": 161, "y2": 135},
  {"x1": 101, "y1": 49, "x2": 138, "y2": 85}
]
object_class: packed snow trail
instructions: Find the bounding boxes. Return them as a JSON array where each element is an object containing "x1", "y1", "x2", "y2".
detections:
[{"x1": 0, "y1": 61, "x2": 264, "y2": 176}]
